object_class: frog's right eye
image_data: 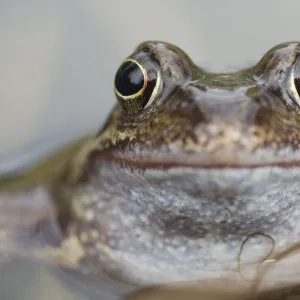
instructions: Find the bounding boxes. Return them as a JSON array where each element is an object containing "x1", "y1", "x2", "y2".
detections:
[{"x1": 114, "y1": 58, "x2": 161, "y2": 115}]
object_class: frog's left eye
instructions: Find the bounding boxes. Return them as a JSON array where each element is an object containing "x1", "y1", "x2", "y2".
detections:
[
  {"x1": 114, "y1": 58, "x2": 161, "y2": 114},
  {"x1": 287, "y1": 56, "x2": 300, "y2": 106}
]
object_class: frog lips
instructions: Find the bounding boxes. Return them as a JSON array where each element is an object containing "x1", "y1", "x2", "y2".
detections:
[
  {"x1": 98, "y1": 149, "x2": 300, "y2": 170},
  {"x1": 112, "y1": 157, "x2": 300, "y2": 169}
]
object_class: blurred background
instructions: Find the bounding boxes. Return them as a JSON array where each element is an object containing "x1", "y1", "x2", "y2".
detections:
[{"x1": 1, "y1": 0, "x2": 300, "y2": 299}]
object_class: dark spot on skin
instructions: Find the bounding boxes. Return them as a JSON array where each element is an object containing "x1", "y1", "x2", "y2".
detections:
[
  {"x1": 153, "y1": 214, "x2": 208, "y2": 238},
  {"x1": 166, "y1": 67, "x2": 172, "y2": 77}
]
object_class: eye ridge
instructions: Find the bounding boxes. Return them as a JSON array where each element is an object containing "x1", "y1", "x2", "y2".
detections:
[{"x1": 114, "y1": 58, "x2": 148, "y2": 99}]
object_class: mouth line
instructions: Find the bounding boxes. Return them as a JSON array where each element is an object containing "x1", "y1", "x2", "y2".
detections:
[{"x1": 99, "y1": 153, "x2": 300, "y2": 170}]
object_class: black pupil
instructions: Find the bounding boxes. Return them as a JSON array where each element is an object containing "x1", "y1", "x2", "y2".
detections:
[{"x1": 115, "y1": 61, "x2": 144, "y2": 96}]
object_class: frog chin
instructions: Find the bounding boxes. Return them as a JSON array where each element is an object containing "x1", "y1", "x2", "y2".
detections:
[{"x1": 71, "y1": 159, "x2": 300, "y2": 286}]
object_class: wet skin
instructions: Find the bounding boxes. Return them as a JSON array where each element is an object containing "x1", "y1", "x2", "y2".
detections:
[{"x1": 2, "y1": 41, "x2": 300, "y2": 298}]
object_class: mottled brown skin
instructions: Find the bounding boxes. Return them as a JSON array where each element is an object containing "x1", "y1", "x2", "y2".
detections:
[
  {"x1": 66, "y1": 42, "x2": 300, "y2": 182},
  {"x1": 2, "y1": 41, "x2": 300, "y2": 299}
]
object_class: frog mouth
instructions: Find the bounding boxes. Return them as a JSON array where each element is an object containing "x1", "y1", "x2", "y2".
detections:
[
  {"x1": 96, "y1": 149, "x2": 300, "y2": 170},
  {"x1": 111, "y1": 157, "x2": 300, "y2": 169}
]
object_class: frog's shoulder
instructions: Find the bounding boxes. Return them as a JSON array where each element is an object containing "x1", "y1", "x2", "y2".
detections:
[
  {"x1": 0, "y1": 135, "x2": 92, "y2": 269},
  {"x1": 0, "y1": 135, "x2": 91, "y2": 191}
]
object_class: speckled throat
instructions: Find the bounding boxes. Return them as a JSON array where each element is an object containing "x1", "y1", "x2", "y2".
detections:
[{"x1": 57, "y1": 157, "x2": 300, "y2": 285}]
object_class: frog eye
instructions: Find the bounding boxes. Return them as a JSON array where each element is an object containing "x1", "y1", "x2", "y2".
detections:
[
  {"x1": 287, "y1": 56, "x2": 300, "y2": 106},
  {"x1": 114, "y1": 58, "x2": 161, "y2": 114}
]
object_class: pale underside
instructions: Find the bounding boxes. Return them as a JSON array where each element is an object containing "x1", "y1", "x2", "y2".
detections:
[{"x1": 1, "y1": 140, "x2": 300, "y2": 299}]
